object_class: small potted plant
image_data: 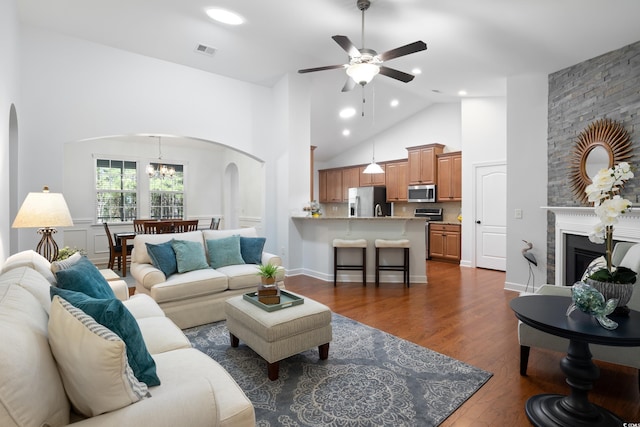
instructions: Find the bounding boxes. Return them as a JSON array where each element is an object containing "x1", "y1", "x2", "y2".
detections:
[{"x1": 256, "y1": 264, "x2": 280, "y2": 304}]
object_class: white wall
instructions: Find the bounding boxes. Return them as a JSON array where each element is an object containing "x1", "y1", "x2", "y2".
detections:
[
  {"x1": 460, "y1": 97, "x2": 507, "y2": 267},
  {"x1": 0, "y1": 0, "x2": 20, "y2": 262},
  {"x1": 505, "y1": 74, "x2": 549, "y2": 292},
  {"x1": 16, "y1": 26, "x2": 290, "y2": 256},
  {"x1": 319, "y1": 102, "x2": 462, "y2": 169}
]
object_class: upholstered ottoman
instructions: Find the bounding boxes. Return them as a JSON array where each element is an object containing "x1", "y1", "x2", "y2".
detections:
[{"x1": 224, "y1": 292, "x2": 332, "y2": 380}]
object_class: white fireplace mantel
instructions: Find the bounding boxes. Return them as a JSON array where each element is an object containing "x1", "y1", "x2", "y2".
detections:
[{"x1": 542, "y1": 206, "x2": 640, "y2": 285}]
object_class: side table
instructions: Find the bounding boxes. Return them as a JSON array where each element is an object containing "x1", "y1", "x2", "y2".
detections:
[{"x1": 510, "y1": 295, "x2": 640, "y2": 427}]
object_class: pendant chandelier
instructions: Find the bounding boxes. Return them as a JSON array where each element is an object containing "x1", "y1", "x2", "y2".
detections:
[{"x1": 146, "y1": 136, "x2": 175, "y2": 178}]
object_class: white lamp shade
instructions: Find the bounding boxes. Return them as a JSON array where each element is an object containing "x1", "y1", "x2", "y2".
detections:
[
  {"x1": 12, "y1": 188, "x2": 74, "y2": 228},
  {"x1": 346, "y1": 63, "x2": 380, "y2": 85},
  {"x1": 362, "y1": 162, "x2": 385, "y2": 174}
]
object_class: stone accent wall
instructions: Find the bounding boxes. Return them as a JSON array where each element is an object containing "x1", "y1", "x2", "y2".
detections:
[{"x1": 547, "y1": 40, "x2": 640, "y2": 283}]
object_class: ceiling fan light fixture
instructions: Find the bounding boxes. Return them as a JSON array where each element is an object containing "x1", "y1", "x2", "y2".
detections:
[{"x1": 346, "y1": 63, "x2": 379, "y2": 85}]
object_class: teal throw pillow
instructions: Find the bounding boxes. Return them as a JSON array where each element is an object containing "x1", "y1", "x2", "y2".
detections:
[
  {"x1": 206, "y1": 235, "x2": 246, "y2": 269},
  {"x1": 240, "y1": 236, "x2": 266, "y2": 264},
  {"x1": 170, "y1": 240, "x2": 210, "y2": 273},
  {"x1": 146, "y1": 241, "x2": 177, "y2": 277},
  {"x1": 54, "y1": 256, "x2": 116, "y2": 300},
  {"x1": 50, "y1": 287, "x2": 160, "y2": 387}
]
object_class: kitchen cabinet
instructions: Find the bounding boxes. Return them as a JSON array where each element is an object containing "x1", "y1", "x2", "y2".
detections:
[
  {"x1": 436, "y1": 151, "x2": 462, "y2": 201},
  {"x1": 342, "y1": 167, "x2": 360, "y2": 201},
  {"x1": 429, "y1": 223, "x2": 461, "y2": 263},
  {"x1": 359, "y1": 164, "x2": 385, "y2": 186},
  {"x1": 407, "y1": 144, "x2": 444, "y2": 185},
  {"x1": 318, "y1": 168, "x2": 343, "y2": 202},
  {"x1": 385, "y1": 161, "x2": 408, "y2": 202},
  {"x1": 318, "y1": 169, "x2": 328, "y2": 203}
]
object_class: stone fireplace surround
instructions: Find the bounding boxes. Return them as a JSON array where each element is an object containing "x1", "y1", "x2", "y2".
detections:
[{"x1": 544, "y1": 207, "x2": 640, "y2": 286}]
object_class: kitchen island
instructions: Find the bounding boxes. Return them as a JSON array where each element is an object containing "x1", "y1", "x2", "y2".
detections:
[{"x1": 291, "y1": 216, "x2": 427, "y2": 284}]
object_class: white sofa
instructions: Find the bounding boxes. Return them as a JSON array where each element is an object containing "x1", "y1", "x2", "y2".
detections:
[
  {"x1": 518, "y1": 242, "x2": 640, "y2": 389},
  {"x1": 130, "y1": 227, "x2": 285, "y2": 329},
  {"x1": 0, "y1": 250, "x2": 255, "y2": 427}
]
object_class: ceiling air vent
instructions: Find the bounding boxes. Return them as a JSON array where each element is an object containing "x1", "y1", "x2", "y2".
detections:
[{"x1": 194, "y1": 44, "x2": 217, "y2": 57}]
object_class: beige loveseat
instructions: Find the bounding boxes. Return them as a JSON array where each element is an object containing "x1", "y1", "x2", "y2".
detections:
[
  {"x1": 518, "y1": 242, "x2": 640, "y2": 389},
  {"x1": 0, "y1": 250, "x2": 255, "y2": 427},
  {"x1": 130, "y1": 227, "x2": 285, "y2": 329}
]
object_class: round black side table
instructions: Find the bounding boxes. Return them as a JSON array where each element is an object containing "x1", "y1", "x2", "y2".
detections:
[{"x1": 510, "y1": 295, "x2": 640, "y2": 427}]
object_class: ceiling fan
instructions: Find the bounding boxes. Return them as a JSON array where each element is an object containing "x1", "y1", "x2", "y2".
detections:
[{"x1": 298, "y1": 0, "x2": 427, "y2": 92}]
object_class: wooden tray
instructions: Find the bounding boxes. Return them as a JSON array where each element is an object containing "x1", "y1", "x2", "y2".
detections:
[{"x1": 243, "y1": 290, "x2": 304, "y2": 312}]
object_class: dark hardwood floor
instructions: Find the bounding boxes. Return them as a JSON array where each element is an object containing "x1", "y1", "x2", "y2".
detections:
[{"x1": 283, "y1": 261, "x2": 640, "y2": 426}]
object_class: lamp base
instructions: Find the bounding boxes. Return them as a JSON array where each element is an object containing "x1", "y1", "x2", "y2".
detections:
[{"x1": 36, "y1": 228, "x2": 59, "y2": 262}]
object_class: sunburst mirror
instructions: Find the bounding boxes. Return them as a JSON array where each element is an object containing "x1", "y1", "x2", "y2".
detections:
[{"x1": 569, "y1": 118, "x2": 632, "y2": 204}]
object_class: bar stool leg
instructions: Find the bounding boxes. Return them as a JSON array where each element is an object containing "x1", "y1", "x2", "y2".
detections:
[
  {"x1": 362, "y1": 247, "x2": 367, "y2": 286},
  {"x1": 375, "y1": 247, "x2": 380, "y2": 287},
  {"x1": 333, "y1": 247, "x2": 338, "y2": 287},
  {"x1": 405, "y1": 247, "x2": 410, "y2": 287}
]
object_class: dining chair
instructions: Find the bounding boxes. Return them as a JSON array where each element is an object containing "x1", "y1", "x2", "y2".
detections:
[
  {"x1": 178, "y1": 219, "x2": 199, "y2": 232},
  {"x1": 144, "y1": 221, "x2": 173, "y2": 234},
  {"x1": 133, "y1": 219, "x2": 147, "y2": 233},
  {"x1": 210, "y1": 217, "x2": 221, "y2": 230},
  {"x1": 103, "y1": 222, "x2": 133, "y2": 271}
]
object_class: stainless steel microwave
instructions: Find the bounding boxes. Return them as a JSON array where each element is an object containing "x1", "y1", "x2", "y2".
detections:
[{"x1": 408, "y1": 184, "x2": 436, "y2": 202}]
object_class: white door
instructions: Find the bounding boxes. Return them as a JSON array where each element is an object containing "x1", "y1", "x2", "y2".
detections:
[{"x1": 475, "y1": 163, "x2": 507, "y2": 270}]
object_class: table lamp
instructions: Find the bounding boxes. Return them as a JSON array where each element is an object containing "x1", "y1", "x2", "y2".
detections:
[{"x1": 12, "y1": 186, "x2": 74, "y2": 262}]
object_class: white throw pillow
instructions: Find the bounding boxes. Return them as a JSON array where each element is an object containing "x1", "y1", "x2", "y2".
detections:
[
  {"x1": 50, "y1": 252, "x2": 82, "y2": 273},
  {"x1": 619, "y1": 243, "x2": 640, "y2": 278},
  {"x1": 48, "y1": 296, "x2": 150, "y2": 417}
]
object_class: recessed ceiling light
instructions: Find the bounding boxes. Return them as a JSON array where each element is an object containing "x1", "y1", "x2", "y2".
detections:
[
  {"x1": 339, "y1": 107, "x2": 356, "y2": 119},
  {"x1": 458, "y1": 90, "x2": 468, "y2": 96},
  {"x1": 412, "y1": 68, "x2": 422, "y2": 75},
  {"x1": 206, "y1": 8, "x2": 245, "y2": 25},
  {"x1": 390, "y1": 99, "x2": 399, "y2": 107},
  {"x1": 342, "y1": 129, "x2": 351, "y2": 136}
]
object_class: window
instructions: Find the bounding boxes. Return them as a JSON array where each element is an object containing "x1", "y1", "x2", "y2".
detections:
[
  {"x1": 149, "y1": 163, "x2": 184, "y2": 219},
  {"x1": 96, "y1": 159, "x2": 137, "y2": 223}
]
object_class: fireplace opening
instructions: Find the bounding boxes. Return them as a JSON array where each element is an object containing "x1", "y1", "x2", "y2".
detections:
[{"x1": 564, "y1": 234, "x2": 620, "y2": 285}]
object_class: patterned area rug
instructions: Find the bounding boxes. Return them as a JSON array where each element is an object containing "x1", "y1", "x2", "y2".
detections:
[{"x1": 184, "y1": 313, "x2": 492, "y2": 427}]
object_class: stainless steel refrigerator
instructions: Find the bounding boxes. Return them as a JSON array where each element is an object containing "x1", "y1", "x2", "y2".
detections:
[{"x1": 348, "y1": 186, "x2": 390, "y2": 217}]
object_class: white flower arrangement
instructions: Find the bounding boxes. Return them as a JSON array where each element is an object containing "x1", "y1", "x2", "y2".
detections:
[{"x1": 584, "y1": 162, "x2": 635, "y2": 282}]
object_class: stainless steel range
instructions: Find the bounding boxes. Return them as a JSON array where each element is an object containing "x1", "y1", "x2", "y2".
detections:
[{"x1": 415, "y1": 208, "x2": 443, "y2": 260}]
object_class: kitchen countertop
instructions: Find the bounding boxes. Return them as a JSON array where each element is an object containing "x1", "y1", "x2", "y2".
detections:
[
  {"x1": 291, "y1": 216, "x2": 426, "y2": 220},
  {"x1": 292, "y1": 216, "x2": 461, "y2": 225}
]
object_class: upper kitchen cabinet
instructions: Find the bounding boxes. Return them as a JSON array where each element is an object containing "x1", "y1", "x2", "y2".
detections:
[
  {"x1": 407, "y1": 144, "x2": 445, "y2": 185},
  {"x1": 436, "y1": 151, "x2": 462, "y2": 201},
  {"x1": 342, "y1": 166, "x2": 361, "y2": 201},
  {"x1": 385, "y1": 161, "x2": 408, "y2": 202},
  {"x1": 359, "y1": 164, "x2": 385, "y2": 186},
  {"x1": 318, "y1": 169, "x2": 328, "y2": 203},
  {"x1": 318, "y1": 168, "x2": 343, "y2": 202}
]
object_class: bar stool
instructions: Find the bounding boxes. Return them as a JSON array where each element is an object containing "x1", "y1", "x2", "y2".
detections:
[
  {"x1": 375, "y1": 239, "x2": 411, "y2": 287},
  {"x1": 332, "y1": 238, "x2": 367, "y2": 287}
]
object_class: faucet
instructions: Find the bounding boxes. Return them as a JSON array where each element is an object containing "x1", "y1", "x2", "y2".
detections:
[{"x1": 375, "y1": 204, "x2": 383, "y2": 217}]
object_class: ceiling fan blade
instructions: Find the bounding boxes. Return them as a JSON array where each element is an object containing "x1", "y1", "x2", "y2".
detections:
[
  {"x1": 298, "y1": 64, "x2": 346, "y2": 74},
  {"x1": 332, "y1": 35, "x2": 361, "y2": 58},
  {"x1": 379, "y1": 66, "x2": 415, "y2": 83},
  {"x1": 341, "y1": 77, "x2": 356, "y2": 92},
  {"x1": 378, "y1": 41, "x2": 427, "y2": 62}
]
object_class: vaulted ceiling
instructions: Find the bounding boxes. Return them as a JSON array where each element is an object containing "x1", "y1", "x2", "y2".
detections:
[{"x1": 17, "y1": 0, "x2": 640, "y2": 161}]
